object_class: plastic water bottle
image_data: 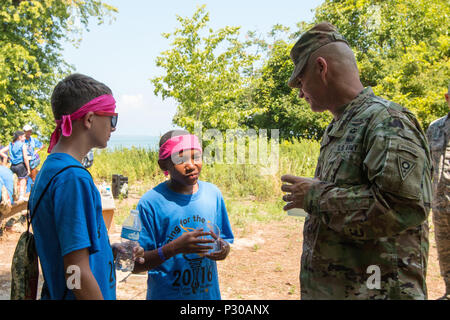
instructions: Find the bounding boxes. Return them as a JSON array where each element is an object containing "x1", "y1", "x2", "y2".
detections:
[{"x1": 115, "y1": 209, "x2": 142, "y2": 272}]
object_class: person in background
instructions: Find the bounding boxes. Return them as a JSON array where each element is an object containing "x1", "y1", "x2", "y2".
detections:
[
  {"x1": 426, "y1": 83, "x2": 450, "y2": 300},
  {"x1": 23, "y1": 124, "x2": 45, "y2": 182},
  {"x1": 0, "y1": 131, "x2": 30, "y2": 202}
]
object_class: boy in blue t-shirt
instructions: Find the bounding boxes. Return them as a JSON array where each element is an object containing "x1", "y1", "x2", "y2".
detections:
[
  {"x1": 133, "y1": 130, "x2": 234, "y2": 300},
  {"x1": 29, "y1": 73, "x2": 143, "y2": 300}
]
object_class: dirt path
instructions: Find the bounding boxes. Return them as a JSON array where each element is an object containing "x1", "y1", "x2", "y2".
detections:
[{"x1": 0, "y1": 216, "x2": 445, "y2": 300}]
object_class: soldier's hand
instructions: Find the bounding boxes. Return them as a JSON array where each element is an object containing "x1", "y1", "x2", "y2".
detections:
[{"x1": 281, "y1": 175, "x2": 320, "y2": 210}]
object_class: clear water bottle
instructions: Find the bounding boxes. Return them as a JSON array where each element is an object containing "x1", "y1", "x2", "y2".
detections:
[
  {"x1": 287, "y1": 208, "x2": 309, "y2": 217},
  {"x1": 115, "y1": 209, "x2": 142, "y2": 272}
]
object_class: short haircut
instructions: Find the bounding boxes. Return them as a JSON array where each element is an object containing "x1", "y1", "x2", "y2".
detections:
[
  {"x1": 13, "y1": 130, "x2": 24, "y2": 142},
  {"x1": 159, "y1": 129, "x2": 190, "y2": 148},
  {"x1": 50, "y1": 73, "x2": 112, "y2": 120}
]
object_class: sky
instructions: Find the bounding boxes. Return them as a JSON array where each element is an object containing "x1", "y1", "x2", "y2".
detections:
[{"x1": 62, "y1": 0, "x2": 324, "y2": 137}]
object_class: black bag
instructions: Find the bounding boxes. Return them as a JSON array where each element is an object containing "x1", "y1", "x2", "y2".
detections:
[{"x1": 10, "y1": 165, "x2": 90, "y2": 300}]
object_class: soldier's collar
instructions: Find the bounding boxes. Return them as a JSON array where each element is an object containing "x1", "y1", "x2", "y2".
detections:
[
  {"x1": 327, "y1": 87, "x2": 374, "y2": 138},
  {"x1": 435, "y1": 112, "x2": 450, "y2": 128}
]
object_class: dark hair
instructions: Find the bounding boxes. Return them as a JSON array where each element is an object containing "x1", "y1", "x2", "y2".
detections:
[
  {"x1": 50, "y1": 73, "x2": 112, "y2": 120},
  {"x1": 159, "y1": 129, "x2": 190, "y2": 148},
  {"x1": 13, "y1": 130, "x2": 24, "y2": 142}
]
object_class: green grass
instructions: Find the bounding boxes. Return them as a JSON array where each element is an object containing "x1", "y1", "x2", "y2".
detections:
[{"x1": 113, "y1": 200, "x2": 138, "y2": 226}]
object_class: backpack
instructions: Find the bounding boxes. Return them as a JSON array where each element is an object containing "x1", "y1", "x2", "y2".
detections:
[{"x1": 10, "y1": 165, "x2": 89, "y2": 300}]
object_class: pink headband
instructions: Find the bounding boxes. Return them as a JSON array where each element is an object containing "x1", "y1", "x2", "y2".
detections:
[
  {"x1": 159, "y1": 134, "x2": 202, "y2": 176},
  {"x1": 48, "y1": 94, "x2": 116, "y2": 153}
]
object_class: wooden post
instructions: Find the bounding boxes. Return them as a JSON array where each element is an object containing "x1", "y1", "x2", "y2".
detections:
[{"x1": 0, "y1": 200, "x2": 28, "y2": 230}]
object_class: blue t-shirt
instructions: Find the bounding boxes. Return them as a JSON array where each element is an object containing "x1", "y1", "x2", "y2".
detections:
[
  {"x1": 9, "y1": 141, "x2": 25, "y2": 165},
  {"x1": 29, "y1": 153, "x2": 116, "y2": 300},
  {"x1": 137, "y1": 180, "x2": 234, "y2": 300},
  {"x1": 0, "y1": 166, "x2": 14, "y2": 204},
  {"x1": 25, "y1": 137, "x2": 43, "y2": 160}
]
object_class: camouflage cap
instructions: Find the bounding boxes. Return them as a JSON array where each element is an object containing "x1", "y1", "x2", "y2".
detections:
[{"x1": 288, "y1": 22, "x2": 349, "y2": 88}]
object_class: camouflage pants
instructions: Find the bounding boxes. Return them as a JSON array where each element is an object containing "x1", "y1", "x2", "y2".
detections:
[{"x1": 432, "y1": 206, "x2": 450, "y2": 292}]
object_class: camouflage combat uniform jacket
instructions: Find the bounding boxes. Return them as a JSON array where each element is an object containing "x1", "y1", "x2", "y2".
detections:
[
  {"x1": 426, "y1": 113, "x2": 450, "y2": 290},
  {"x1": 302, "y1": 87, "x2": 432, "y2": 300}
]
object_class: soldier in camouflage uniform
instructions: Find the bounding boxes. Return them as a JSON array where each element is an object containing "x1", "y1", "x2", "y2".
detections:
[
  {"x1": 281, "y1": 22, "x2": 432, "y2": 300},
  {"x1": 426, "y1": 84, "x2": 450, "y2": 300}
]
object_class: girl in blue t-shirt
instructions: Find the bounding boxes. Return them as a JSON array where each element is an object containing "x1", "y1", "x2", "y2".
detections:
[
  {"x1": 133, "y1": 130, "x2": 234, "y2": 300},
  {"x1": 0, "y1": 130, "x2": 30, "y2": 201}
]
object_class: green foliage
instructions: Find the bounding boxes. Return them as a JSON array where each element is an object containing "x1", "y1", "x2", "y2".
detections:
[
  {"x1": 313, "y1": 0, "x2": 450, "y2": 129},
  {"x1": 153, "y1": 1, "x2": 448, "y2": 137},
  {"x1": 152, "y1": 5, "x2": 331, "y2": 140},
  {"x1": 152, "y1": 5, "x2": 261, "y2": 132},
  {"x1": 245, "y1": 0, "x2": 449, "y2": 134},
  {"x1": 0, "y1": 0, "x2": 117, "y2": 145},
  {"x1": 245, "y1": 39, "x2": 331, "y2": 140}
]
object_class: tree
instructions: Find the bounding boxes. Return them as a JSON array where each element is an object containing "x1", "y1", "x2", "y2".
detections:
[
  {"x1": 0, "y1": 0, "x2": 117, "y2": 145},
  {"x1": 244, "y1": 35, "x2": 331, "y2": 140},
  {"x1": 313, "y1": 0, "x2": 450, "y2": 129},
  {"x1": 246, "y1": 0, "x2": 449, "y2": 136},
  {"x1": 152, "y1": 5, "x2": 261, "y2": 133},
  {"x1": 153, "y1": 1, "x2": 448, "y2": 140}
]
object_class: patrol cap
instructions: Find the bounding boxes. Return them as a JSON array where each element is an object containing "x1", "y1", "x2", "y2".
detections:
[{"x1": 288, "y1": 22, "x2": 349, "y2": 88}]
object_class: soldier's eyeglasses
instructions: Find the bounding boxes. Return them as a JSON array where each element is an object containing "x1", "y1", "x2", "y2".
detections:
[{"x1": 94, "y1": 111, "x2": 118, "y2": 128}]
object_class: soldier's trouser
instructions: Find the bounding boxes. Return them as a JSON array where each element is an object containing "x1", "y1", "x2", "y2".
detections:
[{"x1": 432, "y1": 206, "x2": 450, "y2": 292}]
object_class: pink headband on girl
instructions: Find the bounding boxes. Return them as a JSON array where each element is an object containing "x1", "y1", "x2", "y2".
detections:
[
  {"x1": 47, "y1": 94, "x2": 116, "y2": 153},
  {"x1": 159, "y1": 134, "x2": 202, "y2": 176}
]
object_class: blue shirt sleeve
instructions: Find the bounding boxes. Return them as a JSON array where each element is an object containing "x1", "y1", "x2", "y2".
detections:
[
  {"x1": 216, "y1": 191, "x2": 234, "y2": 244},
  {"x1": 33, "y1": 137, "x2": 43, "y2": 150},
  {"x1": 52, "y1": 176, "x2": 101, "y2": 257}
]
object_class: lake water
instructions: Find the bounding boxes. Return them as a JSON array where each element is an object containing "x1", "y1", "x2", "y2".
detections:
[{"x1": 107, "y1": 135, "x2": 160, "y2": 151}]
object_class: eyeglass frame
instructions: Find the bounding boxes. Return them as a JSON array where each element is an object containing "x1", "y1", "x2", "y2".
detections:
[{"x1": 94, "y1": 111, "x2": 118, "y2": 128}]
